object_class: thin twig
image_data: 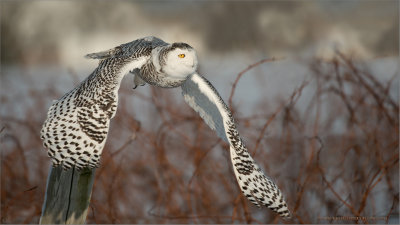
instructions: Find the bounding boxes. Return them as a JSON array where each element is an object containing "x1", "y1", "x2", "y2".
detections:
[{"x1": 228, "y1": 57, "x2": 285, "y2": 113}]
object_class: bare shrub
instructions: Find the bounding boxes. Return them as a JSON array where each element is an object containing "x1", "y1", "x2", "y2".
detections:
[{"x1": 1, "y1": 53, "x2": 398, "y2": 223}]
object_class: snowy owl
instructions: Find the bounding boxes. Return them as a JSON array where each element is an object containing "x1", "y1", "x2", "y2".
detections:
[{"x1": 40, "y1": 36, "x2": 290, "y2": 218}]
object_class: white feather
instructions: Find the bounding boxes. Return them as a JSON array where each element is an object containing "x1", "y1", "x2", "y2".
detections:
[{"x1": 181, "y1": 73, "x2": 291, "y2": 218}]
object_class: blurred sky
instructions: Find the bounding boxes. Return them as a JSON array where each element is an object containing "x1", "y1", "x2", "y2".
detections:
[{"x1": 1, "y1": 0, "x2": 398, "y2": 68}]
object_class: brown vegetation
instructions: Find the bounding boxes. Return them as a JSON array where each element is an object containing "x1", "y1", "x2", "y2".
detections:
[{"x1": 1, "y1": 54, "x2": 398, "y2": 223}]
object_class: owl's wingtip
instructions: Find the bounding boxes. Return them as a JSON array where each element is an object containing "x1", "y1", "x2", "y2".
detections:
[
  {"x1": 279, "y1": 210, "x2": 292, "y2": 219},
  {"x1": 84, "y1": 53, "x2": 102, "y2": 59},
  {"x1": 84, "y1": 54, "x2": 93, "y2": 59}
]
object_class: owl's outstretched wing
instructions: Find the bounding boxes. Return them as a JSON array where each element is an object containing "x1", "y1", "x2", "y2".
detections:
[
  {"x1": 181, "y1": 73, "x2": 291, "y2": 218},
  {"x1": 41, "y1": 36, "x2": 167, "y2": 170},
  {"x1": 85, "y1": 36, "x2": 167, "y2": 60}
]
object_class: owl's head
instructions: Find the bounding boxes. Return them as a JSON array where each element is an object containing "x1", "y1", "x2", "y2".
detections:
[{"x1": 159, "y1": 43, "x2": 198, "y2": 79}]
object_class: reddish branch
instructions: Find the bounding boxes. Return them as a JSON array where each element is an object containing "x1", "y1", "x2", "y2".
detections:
[{"x1": 228, "y1": 57, "x2": 285, "y2": 113}]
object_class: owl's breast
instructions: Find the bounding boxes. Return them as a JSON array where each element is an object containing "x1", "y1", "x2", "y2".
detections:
[{"x1": 139, "y1": 62, "x2": 186, "y2": 88}]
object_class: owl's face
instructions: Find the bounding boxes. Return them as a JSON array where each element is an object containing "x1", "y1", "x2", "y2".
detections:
[{"x1": 161, "y1": 43, "x2": 198, "y2": 80}]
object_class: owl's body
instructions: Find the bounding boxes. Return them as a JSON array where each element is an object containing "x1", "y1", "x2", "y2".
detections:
[
  {"x1": 41, "y1": 36, "x2": 290, "y2": 218},
  {"x1": 41, "y1": 36, "x2": 192, "y2": 169}
]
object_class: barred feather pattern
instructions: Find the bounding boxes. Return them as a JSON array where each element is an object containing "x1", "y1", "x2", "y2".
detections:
[
  {"x1": 41, "y1": 39, "x2": 158, "y2": 170},
  {"x1": 181, "y1": 73, "x2": 290, "y2": 218},
  {"x1": 41, "y1": 59, "x2": 125, "y2": 170},
  {"x1": 138, "y1": 42, "x2": 194, "y2": 88},
  {"x1": 139, "y1": 61, "x2": 183, "y2": 88},
  {"x1": 40, "y1": 36, "x2": 192, "y2": 170},
  {"x1": 227, "y1": 119, "x2": 291, "y2": 218}
]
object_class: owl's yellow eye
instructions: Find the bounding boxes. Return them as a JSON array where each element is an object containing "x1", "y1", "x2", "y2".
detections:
[{"x1": 178, "y1": 54, "x2": 185, "y2": 58}]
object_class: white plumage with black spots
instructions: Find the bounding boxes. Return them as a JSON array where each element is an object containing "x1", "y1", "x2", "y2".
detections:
[
  {"x1": 182, "y1": 73, "x2": 291, "y2": 218},
  {"x1": 40, "y1": 36, "x2": 290, "y2": 218}
]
